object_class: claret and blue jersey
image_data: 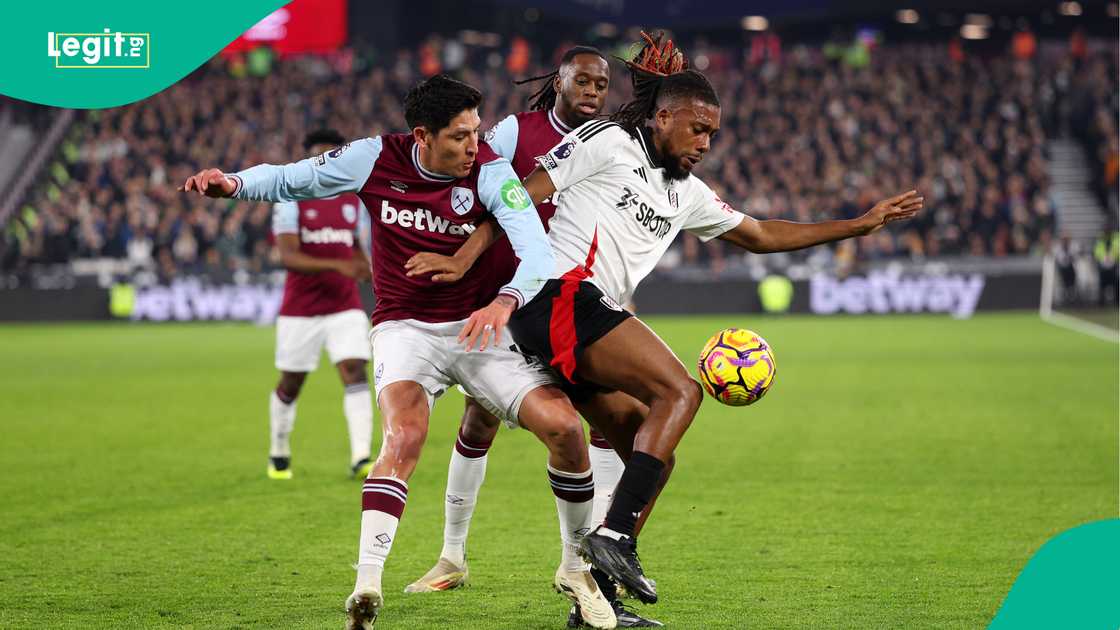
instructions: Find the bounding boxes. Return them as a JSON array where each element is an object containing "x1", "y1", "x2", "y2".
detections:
[{"x1": 230, "y1": 133, "x2": 555, "y2": 327}]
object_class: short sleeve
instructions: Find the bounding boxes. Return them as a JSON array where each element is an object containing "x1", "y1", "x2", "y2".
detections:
[
  {"x1": 535, "y1": 121, "x2": 622, "y2": 193},
  {"x1": 272, "y1": 201, "x2": 299, "y2": 235},
  {"x1": 681, "y1": 177, "x2": 747, "y2": 242},
  {"x1": 484, "y1": 114, "x2": 519, "y2": 162}
]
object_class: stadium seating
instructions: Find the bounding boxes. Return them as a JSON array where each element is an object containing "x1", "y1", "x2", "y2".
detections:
[{"x1": 2, "y1": 42, "x2": 1115, "y2": 277}]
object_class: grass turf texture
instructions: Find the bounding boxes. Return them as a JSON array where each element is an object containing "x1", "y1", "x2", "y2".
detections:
[{"x1": 0, "y1": 314, "x2": 1115, "y2": 629}]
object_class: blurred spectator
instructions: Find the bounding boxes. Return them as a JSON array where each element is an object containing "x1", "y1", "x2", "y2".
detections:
[
  {"x1": 3, "y1": 39, "x2": 1116, "y2": 279},
  {"x1": 1094, "y1": 228, "x2": 1119, "y2": 306}
]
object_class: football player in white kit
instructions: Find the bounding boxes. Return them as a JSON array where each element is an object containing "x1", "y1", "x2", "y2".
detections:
[{"x1": 414, "y1": 34, "x2": 924, "y2": 607}]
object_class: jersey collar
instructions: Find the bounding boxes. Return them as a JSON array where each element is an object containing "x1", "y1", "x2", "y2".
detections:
[
  {"x1": 632, "y1": 126, "x2": 664, "y2": 169},
  {"x1": 548, "y1": 108, "x2": 574, "y2": 135},
  {"x1": 411, "y1": 142, "x2": 457, "y2": 182}
]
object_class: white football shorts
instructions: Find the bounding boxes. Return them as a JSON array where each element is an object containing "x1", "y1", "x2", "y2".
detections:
[
  {"x1": 275, "y1": 309, "x2": 371, "y2": 372},
  {"x1": 369, "y1": 318, "x2": 557, "y2": 427}
]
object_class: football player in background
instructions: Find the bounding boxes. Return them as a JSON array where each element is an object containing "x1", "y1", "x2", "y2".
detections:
[{"x1": 266, "y1": 129, "x2": 374, "y2": 481}]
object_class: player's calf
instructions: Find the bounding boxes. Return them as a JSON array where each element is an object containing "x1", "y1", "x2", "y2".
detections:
[
  {"x1": 350, "y1": 381, "x2": 429, "y2": 622},
  {"x1": 268, "y1": 373, "x2": 306, "y2": 479},
  {"x1": 432, "y1": 397, "x2": 500, "y2": 571}
]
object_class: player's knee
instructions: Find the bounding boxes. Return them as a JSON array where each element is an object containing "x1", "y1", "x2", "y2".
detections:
[
  {"x1": 383, "y1": 421, "x2": 427, "y2": 463},
  {"x1": 461, "y1": 398, "x2": 501, "y2": 441},
  {"x1": 338, "y1": 360, "x2": 368, "y2": 385},
  {"x1": 655, "y1": 376, "x2": 702, "y2": 418},
  {"x1": 539, "y1": 416, "x2": 586, "y2": 457},
  {"x1": 681, "y1": 379, "x2": 703, "y2": 415},
  {"x1": 277, "y1": 372, "x2": 306, "y2": 399}
]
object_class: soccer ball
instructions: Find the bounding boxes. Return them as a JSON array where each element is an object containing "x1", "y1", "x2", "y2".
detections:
[{"x1": 696, "y1": 328, "x2": 776, "y2": 406}]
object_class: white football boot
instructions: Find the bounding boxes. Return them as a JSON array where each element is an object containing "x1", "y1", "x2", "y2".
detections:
[
  {"x1": 403, "y1": 556, "x2": 469, "y2": 593},
  {"x1": 554, "y1": 567, "x2": 618, "y2": 629},
  {"x1": 345, "y1": 585, "x2": 383, "y2": 629}
]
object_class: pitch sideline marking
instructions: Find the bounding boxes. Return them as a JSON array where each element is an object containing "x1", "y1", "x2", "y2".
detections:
[{"x1": 1039, "y1": 255, "x2": 1119, "y2": 343}]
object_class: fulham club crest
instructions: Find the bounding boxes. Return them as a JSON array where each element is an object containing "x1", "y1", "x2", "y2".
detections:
[{"x1": 451, "y1": 187, "x2": 475, "y2": 215}]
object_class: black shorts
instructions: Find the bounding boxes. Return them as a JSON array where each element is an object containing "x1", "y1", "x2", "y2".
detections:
[{"x1": 508, "y1": 278, "x2": 632, "y2": 396}]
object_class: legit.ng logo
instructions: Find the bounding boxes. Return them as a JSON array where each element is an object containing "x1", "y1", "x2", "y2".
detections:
[{"x1": 47, "y1": 29, "x2": 150, "y2": 69}]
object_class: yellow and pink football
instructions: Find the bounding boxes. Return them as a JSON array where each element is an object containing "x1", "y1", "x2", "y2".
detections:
[{"x1": 697, "y1": 328, "x2": 776, "y2": 406}]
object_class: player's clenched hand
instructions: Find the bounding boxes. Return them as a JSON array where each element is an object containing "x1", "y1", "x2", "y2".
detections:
[
  {"x1": 858, "y1": 190, "x2": 924, "y2": 235},
  {"x1": 458, "y1": 295, "x2": 517, "y2": 352},
  {"x1": 405, "y1": 252, "x2": 466, "y2": 283},
  {"x1": 179, "y1": 168, "x2": 237, "y2": 198}
]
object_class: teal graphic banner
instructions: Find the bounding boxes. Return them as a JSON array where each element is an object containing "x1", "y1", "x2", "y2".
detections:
[
  {"x1": 1, "y1": 1, "x2": 288, "y2": 108},
  {"x1": 989, "y1": 519, "x2": 1120, "y2": 629}
]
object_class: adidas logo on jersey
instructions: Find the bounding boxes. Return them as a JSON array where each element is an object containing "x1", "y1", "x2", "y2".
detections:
[
  {"x1": 300, "y1": 226, "x2": 354, "y2": 246},
  {"x1": 380, "y1": 200, "x2": 475, "y2": 236}
]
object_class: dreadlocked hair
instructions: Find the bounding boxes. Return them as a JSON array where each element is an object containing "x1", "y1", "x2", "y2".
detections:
[
  {"x1": 513, "y1": 45, "x2": 606, "y2": 111},
  {"x1": 611, "y1": 31, "x2": 703, "y2": 131}
]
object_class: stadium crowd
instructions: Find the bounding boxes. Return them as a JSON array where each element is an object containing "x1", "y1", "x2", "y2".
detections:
[{"x1": 3, "y1": 37, "x2": 1116, "y2": 278}]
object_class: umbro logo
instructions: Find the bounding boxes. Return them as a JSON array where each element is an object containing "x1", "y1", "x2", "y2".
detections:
[
  {"x1": 375, "y1": 533, "x2": 392, "y2": 545},
  {"x1": 390, "y1": 180, "x2": 408, "y2": 194},
  {"x1": 446, "y1": 494, "x2": 465, "y2": 505}
]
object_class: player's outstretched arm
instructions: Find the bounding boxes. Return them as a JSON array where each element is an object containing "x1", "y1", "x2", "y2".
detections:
[
  {"x1": 179, "y1": 138, "x2": 382, "y2": 203},
  {"x1": 718, "y1": 190, "x2": 924, "y2": 253}
]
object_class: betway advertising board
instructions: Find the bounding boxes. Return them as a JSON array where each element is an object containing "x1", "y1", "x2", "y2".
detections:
[
  {"x1": 633, "y1": 270, "x2": 1039, "y2": 317},
  {"x1": 808, "y1": 271, "x2": 986, "y2": 319},
  {"x1": 0, "y1": 269, "x2": 1040, "y2": 322}
]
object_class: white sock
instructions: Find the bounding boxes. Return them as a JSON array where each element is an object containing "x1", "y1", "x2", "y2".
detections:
[
  {"x1": 440, "y1": 449, "x2": 488, "y2": 566},
  {"x1": 343, "y1": 384, "x2": 374, "y2": 465},
  {"x1": 589, "y1": 444, "x2": 624, "y2": 527},
  {"x1": 356, "y1": 477, "x2": 408, "y2": 591},
  {"x1": 548, "y1": 464, "x2": 594, "y2": 573},
  {"x1": 269, "y1": 390, "x2": 297, "y2": 457}
]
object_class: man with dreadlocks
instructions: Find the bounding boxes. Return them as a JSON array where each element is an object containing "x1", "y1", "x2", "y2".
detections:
[
  {"x1": 415, "y1": 32, "x2": 925, "y2": 607},
  {"x1": 402, "y1": 46, "x2": 663, "y2": 629}
]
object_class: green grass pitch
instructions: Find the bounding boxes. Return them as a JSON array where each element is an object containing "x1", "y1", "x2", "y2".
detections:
[{"x1": 1, "y1": 313, "x2": 1116, "y2": 629}]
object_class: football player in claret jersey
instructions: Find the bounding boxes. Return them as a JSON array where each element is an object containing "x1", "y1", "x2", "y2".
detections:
[
  {"x1": 402, "y1": 46, "x2": 661, "y2": 629},
  {"x1": 181, "y1": 75, "x2": 619, "y2": 629},
  {"x1": 421, "y1": 33, "x2": 924, "y2": 607},
  {"x1": 266, "y1": 129, "x2": 374, "y2": 482}
]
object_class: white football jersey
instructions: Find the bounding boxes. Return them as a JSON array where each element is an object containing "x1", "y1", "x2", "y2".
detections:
[{"x1": 536, "y1": 121, "x2": 746, "y2": 305}]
